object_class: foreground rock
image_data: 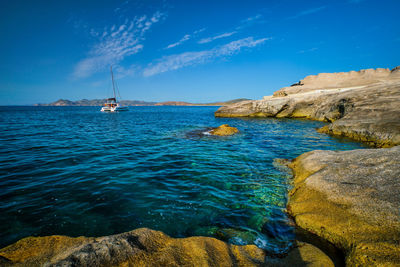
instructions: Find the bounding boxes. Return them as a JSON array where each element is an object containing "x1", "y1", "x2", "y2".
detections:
[
  {"x1": 210, "y1": 124, "x2": 239, "y2": 136},
  {"x1": 0, "y1": 228, "x2": 334, "y2": 266},
  {"x1": 287, "y1": 146, "x2": 400, "y2": 266},
  {"x1": 215, "y1": 67, "x2": 400, "y2": 147}
]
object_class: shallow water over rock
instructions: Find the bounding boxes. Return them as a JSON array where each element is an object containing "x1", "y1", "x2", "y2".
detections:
[{"x1": 0, "y1": 106, "x2": 366, "y2": 253}]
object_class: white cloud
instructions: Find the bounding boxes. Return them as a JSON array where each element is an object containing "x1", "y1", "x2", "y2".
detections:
[
  {"x1": 286, "y1": 6, "x2": 326, "y2": 20},
  {"x1": 198, "y1": 31, "x2": 237, "y2": 44},
  {"x1": 194, "y1": 28, "x2": 206, "y2": 34},
  {"x1": 144, "y1": 36, "x2": 270, "y2": 77},
  {"x1": 73, "y1": 12, "x2": 165, "y2": 79},
  {"x1": 165, "y1": 28, "x2": 206, "y2": 49},
  {"x1": 165, "y1": 34, "x2": 191, "y2": 49},
  {"x1": 236, "y1": 14, "x2": 263, "y2": 29}
]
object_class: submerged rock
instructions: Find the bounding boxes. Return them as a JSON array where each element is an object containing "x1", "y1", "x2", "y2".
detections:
[
  {"x1": 0, "y1": 228, "x2": 334, "y2": 266},
  {"x1": 215, "y1": 67, "x2": 400, "y2": 147},
  {"x1": 215, "y1": 228, "x2": 258, "y2": 245},
  {"x1": 287, "y1": 146, "x2": 400, "y2": 266},
  {"x1": 210, "y1": 124, "x2": 239, "y2": 136}
]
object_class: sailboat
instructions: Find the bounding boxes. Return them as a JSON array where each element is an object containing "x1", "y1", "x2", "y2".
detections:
[{"x1": 101, "y1": 66, "x2": 129, "y2": 112}]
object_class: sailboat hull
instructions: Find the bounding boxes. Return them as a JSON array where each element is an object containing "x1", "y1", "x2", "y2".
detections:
[
  {"x1": 114, "y1": 106, "x2": 129, "y2": 111},
  {"x1": 101, "y1": 105, "x2": 129, "y2": 112}
]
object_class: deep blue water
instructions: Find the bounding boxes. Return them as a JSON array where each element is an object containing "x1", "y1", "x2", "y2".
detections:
[{"x1": 0, "y1": 106, "x2": 366, "y2": 252}]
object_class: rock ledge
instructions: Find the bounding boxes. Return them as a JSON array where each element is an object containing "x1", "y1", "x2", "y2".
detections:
[{"x1": 287, "y1": 146, "x2": 400, "y2": 266}]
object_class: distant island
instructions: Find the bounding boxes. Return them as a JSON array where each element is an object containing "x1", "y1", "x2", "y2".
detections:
[{"x1": 35, "y1": 98, "x2": 250, "y2": 107}]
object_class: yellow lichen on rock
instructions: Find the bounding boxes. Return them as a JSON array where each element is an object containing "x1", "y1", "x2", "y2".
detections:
[
  {"x1": 287, "y1": 147, "x2": 400, "y2": 266},
  {"x1": 210, "y1": 124, "x2": 239, "y2": 136},
  {"x1": 317, "y1": 124, "x2": 397, "y2": 148},
  {"x1": 0, "y1": 228, "x2": 334, "y2": 266},
  {"x1": 0, "y1": 235, "x2": 90, "y2": 266}
]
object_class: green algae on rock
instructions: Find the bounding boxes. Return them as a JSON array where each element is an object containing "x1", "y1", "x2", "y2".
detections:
[
  {"x1": 210, "y1": 124, "x2": 239, "y2": 136},
  {"x1": 0, "y1": 228, "x2": 334, "y2": 266},
  {"x1": 287, "y1": 146, "x2": 400, "y2": 266}
]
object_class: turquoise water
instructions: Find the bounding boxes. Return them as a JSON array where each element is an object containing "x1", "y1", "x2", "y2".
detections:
[{"x1": 0, "y1": 106, "x2": 366, "y2": 253}]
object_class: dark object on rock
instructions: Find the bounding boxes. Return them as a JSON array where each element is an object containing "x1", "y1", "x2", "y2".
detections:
[
  {"x1": 391, "y1": 66, "x2": 400, "y2": 72},
  {"x1": 290, "y1": 81, "x2": 304, "y2": 87}
]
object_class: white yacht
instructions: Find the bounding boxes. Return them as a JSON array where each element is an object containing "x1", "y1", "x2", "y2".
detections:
[{"x1": 101, "y1": 66, "x2": 129, "y2": 112}]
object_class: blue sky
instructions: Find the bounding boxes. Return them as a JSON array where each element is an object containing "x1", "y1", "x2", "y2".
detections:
[{"x1": 1, "y1": 0, "x2": 399, "y2": 105}]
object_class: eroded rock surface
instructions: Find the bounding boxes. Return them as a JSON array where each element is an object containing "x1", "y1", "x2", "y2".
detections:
[
  {"x1": 287, "y1": 146, "x2": 400, "y2": 266},
  {"x1": 274, "y1": 67, "x2": 399, "y2": 96},
  {"x1": 215, "y1": 67, "x2": 400, "y2": 147},
  {"x1": 0, "y1": 228, "x2": 334, "y2": 266}
]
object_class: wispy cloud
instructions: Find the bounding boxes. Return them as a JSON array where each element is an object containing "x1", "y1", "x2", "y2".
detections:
[
  {"x1": 198, "y1": 31, "x2": 237, "y2": 44},
  {"x1": 236, "y1": 14, "x2": 263, "y2": 29},
  {"x1": 73, "y1": 12, "x2": 165, "y2": 79},
  {"x1": 242, "y1": 14, "x2": 262, "y2": 23},
  {"x1": 144, "y1": 37, "x2": 270, "y2": 77},
  {"x1": 286, "y1": 6, "x2": 326, "y2": 20},
  {"x1": 114, "y1": 0, "x2": 131, "y2": 13},
  {"x1": 113, "y1": 64, "x2": 140, "y2": 79},
  {"x1": 165, "y1": 28, "x2": 205, "y2": 49},
  {"x1": 297, "y1": 47, "x2": 318, "y2": 54},
  {"x1": 197, "y1": 14, "x2": 263, "y2": 44},
  {"x1": 166, "y1": 34, "x2": 191, "y2": 49}
]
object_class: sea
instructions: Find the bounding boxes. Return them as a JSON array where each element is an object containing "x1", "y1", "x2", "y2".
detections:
[{"x1": 0, "y1": 106, "x2": 366, "y2": 253}]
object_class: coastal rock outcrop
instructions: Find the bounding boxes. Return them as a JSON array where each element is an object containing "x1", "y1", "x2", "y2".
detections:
[
  {"x1": 215, "y1": 67, "x2": 400, "y2": 266},
  {"x1": 210, "y1": 124, "x2": 239, "y2": 136},
  {"x1": 0, "y1": 228, "x2": 334, "y2": 266},
  {"x1": 215, "y1": 67, "x2": 400, "y2": 147},
  {"x1": 287, "y1": 146, "x2": 400, "y2": 266},
  {"x1": 274, "y1": 67, "x2": 400, "y2": 96}
]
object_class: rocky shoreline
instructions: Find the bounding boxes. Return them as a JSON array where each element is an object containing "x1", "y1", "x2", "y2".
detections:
[
  {"x1": 215, "y1": 67, "x2": 400, "y2": 266},
  {"x1": 215, "y1": 67, "x2": 400, "y2": 147},
  {"x1": 2, "y1": 67, "x2": 399, "y2": 266},
  {"x1": 287, "y1": 147, "x2": 400, "y2": 266},
  {"x1": 0, "y1": 228, "x2": 336, "y2": 266}
]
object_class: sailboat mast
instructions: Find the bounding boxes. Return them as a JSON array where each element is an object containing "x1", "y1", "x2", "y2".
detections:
[{"x1": 110, "y1": 66, "x2": 116, "y2": 100}]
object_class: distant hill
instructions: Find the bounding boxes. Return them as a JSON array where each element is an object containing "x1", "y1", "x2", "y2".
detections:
[
  {"x1": 36, "y1": 99, "x2": 157, "y2": 106},
  {"x1": 154, "y1": 101, "x2": 193, "y2": 106},
  {"x1": 36, "y1": 98, "x2": 250, "y2": 107},
  {"x1": 204, "y1": 98, "x2": 251, "y2": 106}
]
